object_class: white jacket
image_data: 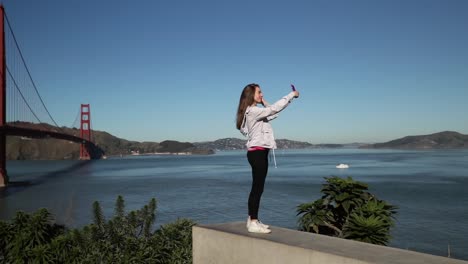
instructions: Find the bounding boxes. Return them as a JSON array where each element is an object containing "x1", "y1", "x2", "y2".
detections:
[{"x1": 240, "y1": 92, "x2": 296, "y2": 149}]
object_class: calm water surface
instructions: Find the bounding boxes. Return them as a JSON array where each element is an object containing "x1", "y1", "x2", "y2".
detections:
[{"x1": 1, "y1": 149, "x2": 467, "y2": 260}]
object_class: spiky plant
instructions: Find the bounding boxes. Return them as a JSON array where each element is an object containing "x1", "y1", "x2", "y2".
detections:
[
  {"x1": 296, "y1": 199, "x2": 337, "y2": 235},
  {"x1": 342, "y1": 199, "x2": 397, "y2": 245},
  {"x1": 0, "y1": 208, "x2": 65, "y2": 263},
  {"x1": 297, "y1": 176, "x2": 397, "y2": 245},
  {"x1": 0, "y1": 196, "x2": 194, "y2": 263}
]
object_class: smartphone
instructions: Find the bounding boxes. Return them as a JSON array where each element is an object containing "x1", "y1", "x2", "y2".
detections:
[{"x1": 291, "y1": 84, "x2": 296, "y2": 91}]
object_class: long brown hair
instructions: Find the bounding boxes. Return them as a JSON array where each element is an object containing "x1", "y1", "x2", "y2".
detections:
[{"x1": 236, "y1": 83, "x2": 258, "y2": 130}]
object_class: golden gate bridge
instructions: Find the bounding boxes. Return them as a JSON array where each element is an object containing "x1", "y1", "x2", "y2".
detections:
[{"x1": 0, "y1": 6, "x2": 103, "y2": 187}]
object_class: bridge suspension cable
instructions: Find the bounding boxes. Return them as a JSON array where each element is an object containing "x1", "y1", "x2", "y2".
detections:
[
  {"x1": 4, "y1": 10, "x2": 63, "y2": 132},
  {"x1": 5, "y1": 67, "x2": 42, "y2": 124},
  {"x1": 71, "y1": 107, "x2": 81, "y2": 129}
]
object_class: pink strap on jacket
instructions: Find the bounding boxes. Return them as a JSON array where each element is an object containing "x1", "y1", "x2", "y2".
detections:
[{"x1": 248, "y1": 146, "x2": 267, "y2": 151}]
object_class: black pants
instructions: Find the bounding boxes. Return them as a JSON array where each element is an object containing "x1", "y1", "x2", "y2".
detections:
[{"x1": 247, "y1": 149, "x2": 269, "y2": 219}]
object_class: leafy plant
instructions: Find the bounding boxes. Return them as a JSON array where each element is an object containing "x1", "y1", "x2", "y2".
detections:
[
  {"x1": 0, "y1": 208, "x2": 65, "y2": 263},
  {"x1": 0, "y1": 195, "x2": 196, "y2": 263},
  {"x1": 297, "y1": 176, "x2": 397, "y2": 245}
]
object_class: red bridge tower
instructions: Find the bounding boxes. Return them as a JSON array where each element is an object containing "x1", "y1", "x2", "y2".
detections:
[
  {"x1": 80, "y1": 104, "x2": 92, "y2": 160},
  {"x1": 0, "y1": 6, "x2": 7, "y2": 186}
]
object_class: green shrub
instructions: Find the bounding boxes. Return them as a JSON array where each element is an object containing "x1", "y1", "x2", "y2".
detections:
[
  {"x1": 297, "y1": 176, "x2": 397, "y2": 245},
  {"x1": 0, "y1": 196, "x2": 196, "y2": 263}
]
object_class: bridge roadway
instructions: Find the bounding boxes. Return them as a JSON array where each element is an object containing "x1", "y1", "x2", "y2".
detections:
[{"x1": 0, "y1": 125, "x2": 103, "y2": 159}]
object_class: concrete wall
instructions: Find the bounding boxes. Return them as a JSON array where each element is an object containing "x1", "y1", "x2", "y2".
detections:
[{"x1": 193, "y1": 222, "x2": 468, "y2": 264}]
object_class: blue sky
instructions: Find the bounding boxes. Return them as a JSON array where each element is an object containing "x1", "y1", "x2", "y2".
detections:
[{"x1": 2, "y1": 0, "x2": 468, "y2": 143}]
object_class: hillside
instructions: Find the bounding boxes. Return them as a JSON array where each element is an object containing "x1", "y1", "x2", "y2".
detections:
[
  {"x1": 5, "y1": 122, "x2": 214, "y2": 160},
  {"x1": 361, "y1": 131, "x2": 468, "y2": 149},
  {"x1": 192, "y1": 138, "x2": 341, "y2": 150}
]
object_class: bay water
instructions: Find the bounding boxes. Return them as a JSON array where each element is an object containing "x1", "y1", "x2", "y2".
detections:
[{"x1": 1, "y1": 149, "x2": 467, "y2": 260}]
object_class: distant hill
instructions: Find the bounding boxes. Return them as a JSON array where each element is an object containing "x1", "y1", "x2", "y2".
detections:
[
  {"x1": 193, "y1": 138, "x2": 342, "y2": 150},
  {"x1": 193, "y1": 138, "x2": 246, "y2": 151},
  {"x1": 6, "y1": 122, "x2": 214, "y2": 160},
  {"x1": 361, "y1": 131, "x2": 468, "y2": 149}
]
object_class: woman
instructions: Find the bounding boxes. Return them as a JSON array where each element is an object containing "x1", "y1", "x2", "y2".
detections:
[{"x1": 236, "y1": 83, "x2": 299, "y2": 233}]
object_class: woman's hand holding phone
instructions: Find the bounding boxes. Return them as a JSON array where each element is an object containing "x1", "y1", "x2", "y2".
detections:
[{"x1": 291, "y1": 84, "x2": 299, "y2": 98}]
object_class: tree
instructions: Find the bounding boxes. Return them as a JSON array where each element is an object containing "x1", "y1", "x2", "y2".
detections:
[{"x1": 297, "y1": 176, "x2": 397, "y2": 245}]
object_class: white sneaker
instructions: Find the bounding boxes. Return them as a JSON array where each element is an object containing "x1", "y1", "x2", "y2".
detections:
[
  {"x1": 247, "y1": 220, "x2": 271, "y2": 234},
  {"x1": 257, "y1": 220, "x2": 270, "y2": 229},
  {"x1": 247, "y1": 217, "x2": 269, "y2": 229}
]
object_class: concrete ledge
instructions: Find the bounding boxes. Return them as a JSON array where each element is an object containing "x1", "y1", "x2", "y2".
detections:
[{"x1": 193, "y1": 222, "x2": 468, "y2": 264}]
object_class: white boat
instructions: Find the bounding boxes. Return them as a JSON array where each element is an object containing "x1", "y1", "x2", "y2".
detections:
[{"x1": 336, "y1": 163, "x2": 349, "y2": 169}]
